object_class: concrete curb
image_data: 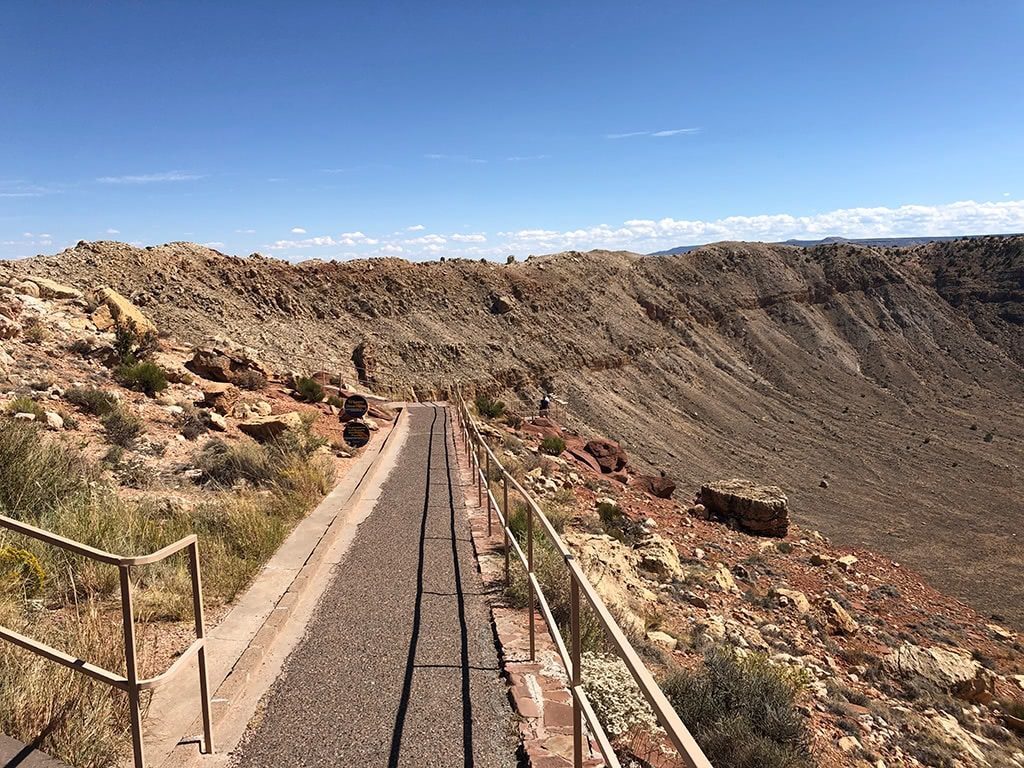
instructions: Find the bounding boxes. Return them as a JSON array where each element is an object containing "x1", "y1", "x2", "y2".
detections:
[{"x1": 143, "y1": 405, "x2": 411, "y2": 768}]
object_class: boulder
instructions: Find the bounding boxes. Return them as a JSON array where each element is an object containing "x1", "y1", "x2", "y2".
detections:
[
  {"x1": 27, "y1": 276, "x2": 82, "y2": 301},
  {"x1": 634, "y1": 535, "x2": 683, "y2": 580},
  {"x1": 700, "y1": 479, "x2": 790, "y2": 537},
  {"x1": 772, "y1": 587, "x2": 811, "y2": 614},
  {"x1": 0, "y1": 316, "x2": 21, "y2": 340},
  {"x1": 96, "y1": 287, "x2": 157, "y2": 334},
  {"x1": 712, "y1": 563, "x2": 739, "y2": 593},
  {"x1": 238, "y1": 412, "x2": 303, "y2": 442},
  {"x1": 820, "y1": 598, "x2": 858, "y2": 635},
  {"x1": 91, "y1": 304, "x2": 115, "y2": 331},
  {"x1": 207, "y1": 412, "x2": 228, "y2": 432},
  {"x1": 13, "y1": 412, "x2": 36, "y2": 422},
  {"x1": 562, "y1": 436, "x2": 603, "y2": 473},
  {"x1": 634, "y1": 474, "x2": 676, "y2": 499},
  {"x1": 584, "y1": 438, "x2": 628, "y2": 473},
  {"x1": 200, "y1": 382, "x2": 240, "y2": 415},
  {"x1": 43, "y1": 411, "x2": 64, "y2": 431},
  {"x1": 490, "y1": 295, "x2": 516, "y2": 315},
  {"x1": 14, "y1": 280, "x2": 39, "y2": 298},
  {"x1": 884, "y1": 642, "x2": 996, "y2": 703},
  {"x1": 186, "y1": 345, "x2": 269, "y2": 384},
  {"x1": 646, "y1": 631, "x2": 678, "y2": 651},
  {"x1": 523, "y1": 417, "x2": 564, "y2": 441}
]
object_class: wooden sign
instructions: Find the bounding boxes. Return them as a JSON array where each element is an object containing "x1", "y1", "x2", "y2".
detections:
[
  {"x1": 343, "y1": 395, "x2": 369, "y2": 419},
  {"x1": 343, "y1": 420, "x2": 371, "y2": 448}
]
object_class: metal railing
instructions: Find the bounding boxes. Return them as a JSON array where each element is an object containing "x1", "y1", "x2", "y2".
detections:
[
  {"x1": 453, "y1": 389, "x2": 712, "y2": 768},
  {"x1": 0, "y1": 515, "x2": 214, "y2": 768}
]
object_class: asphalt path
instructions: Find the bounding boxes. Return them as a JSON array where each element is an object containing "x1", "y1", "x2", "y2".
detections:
[{"x1": 233, "y1": 404, "x2": 517, "y2": 768}]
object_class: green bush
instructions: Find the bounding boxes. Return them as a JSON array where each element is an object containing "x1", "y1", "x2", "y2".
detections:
[
  {"x1": 5, "y1": 397, "x2": 44, "y2": 419},
  {"x1": 475, "y1": 394, "x2": 506, "y2": 419},
  {"x1": 294, "y1": 376, "x2": 325, "y2": 403},
  {"x1": 176, "y1": 404, "x2": 208, "y2": 441},
  {"x1": 326, "y1": 395, "x2": 346, "y2": 409},
  {"x1": 0, "y1": 547, "x2": 46, "y2": 596},
  {"x1": 660, "y1": 649, "x2": 813, "y2": 768},
  {"x1": 102, "y1": 404, "x2": 143, "y2": 447},
  {"x1": 540, "y1": 436, "x2": 566, "y2": 456},
  {"x1": 65, "y1": 387, "x2": 117, "y2": 417},
  {"x1": 112, "y1": 320, "x2": 158, "y2": 365},
  {"x1": 115, "y1": 360, "x2": 168, "y2": 396}
]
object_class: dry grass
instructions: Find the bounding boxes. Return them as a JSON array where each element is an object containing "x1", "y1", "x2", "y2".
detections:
[{"x1": 0, "y1": 418, "x2": 335, "y2": 766}]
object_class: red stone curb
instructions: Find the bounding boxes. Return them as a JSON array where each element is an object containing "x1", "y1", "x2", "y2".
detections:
[{"x1": 454, "y1": 428, "x2": 606, "y2": 768}]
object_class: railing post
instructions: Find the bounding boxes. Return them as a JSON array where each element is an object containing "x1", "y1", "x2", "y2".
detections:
[
  {"x1": 502, "y1": 472, "x2": 510, "y2": 590},
  {"x1": 570, "y1": 576, "x2": 583, "y2": 768},
  {"x1": 119, "y1": 566, "x2": 145, "y2": 768},
  {"x1": 476, "y1": 439, "x2": 483, "y2": 509},
  {"x1": 527, "y1": 499, "x2": 535, "y2": 661},
  {"x1": 485, "y1": 449, "x2": 493, "y2": 537},
  {"x1": 189, "y1": 541, "x2": 215, "y2": 754}
]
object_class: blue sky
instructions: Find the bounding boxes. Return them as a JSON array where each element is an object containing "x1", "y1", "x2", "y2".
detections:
[{"x1": 2, "y1": 1, "x2": 1023, "y2": 261}]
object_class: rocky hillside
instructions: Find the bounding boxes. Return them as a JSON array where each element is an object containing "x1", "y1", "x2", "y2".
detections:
[{"x1": 4, "y1": 237, "x2": 1023, "y2": 629}]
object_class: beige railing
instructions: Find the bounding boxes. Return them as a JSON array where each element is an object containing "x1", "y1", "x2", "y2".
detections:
[
  {"x1": 453, "y1": 390, "x2": 712, "y2": 768},
  {"x1": 0, "y1": 515, "x2": 214, "y2": 768}
]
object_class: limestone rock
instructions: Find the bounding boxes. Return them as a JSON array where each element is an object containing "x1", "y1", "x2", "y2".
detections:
[
  {"x1": 700, "y1": 479, "x2": 790, "y2": 537},
  {"x1": 238, "y1": 412, "x2": 303, "y2": 442},
  {"x1": 200, "y1": 382, "x2": 240, "y2": 415},
  {"x1": 43, "y1": 411, "x2": 64, "y2": 431},
  {"x1": 27, "y1": 276, "x2": 82, "y2": 301},
  {"x1": 13, "y1": 412, "x2": 36, "y2": 422},
  {"x1": 91, "y1": 304, "x2": 115, "y2": 331},
  {"x1": 583, "y1": 438, "x2": 628, "y2": 473},
  {"x1": 646, "y1": 630, "x2": 678, "y2": 650},
  {"x1": 14, "y1": 280, "x2": 40, "y2": 298},
  {"x1": 0, "y1": 316, "x2": 21, "y2": 340},
  {"x1": 837, "y1": 554, "x2": 859, "y2": 572},
  {"x1": 885, "y1": 642, "x2": 996, "y2": 703},
  {"x1": 634, "y1": 474, "x2": 676, "y2": 499},
  {"x1": 821, "y1": 598, "x2": 859, "y2": 635},
  {"x1": 208, "y1": 412, "x2": 228, "y2": 432},
  {"x1": 712, "y1": 563, "x2": 739, "y2": 593},
  {"x1": 96, "y1": 287, "x2": 157, "y2": 334},
  {"x1": 773, "y1": 587, "x2": 811, "y2": 614},
  {"x1": 634, "y1": 535, "x2": 682, "y2": 580},
  {"x1": 490, "y1": 295, "x2": 516, "y2": 314},
  {"x1": 186, "y1": 345, "x2": 269, "y2": 384}
]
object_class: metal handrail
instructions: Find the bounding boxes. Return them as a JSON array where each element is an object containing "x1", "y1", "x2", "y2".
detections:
[
  {"x1": 453, "y1": 389, "x2": 712, "y2": 768},
  {"x1": 0, "y1": 515, "x2": 214, "y2": 768}
]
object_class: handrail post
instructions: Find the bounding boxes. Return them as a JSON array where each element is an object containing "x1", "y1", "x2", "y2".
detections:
[
  {"x1": 570, "y1": 576, "x2": 583, "y2": 768},
  {"x1": 502, "y1": 472, "x2": 510, "y2": 590},
  {"x1": 189, "y1": 541, "x2": 215, "y2": 754},
  {"x1": 476, "y1": 439, "x2": 483, "y2": 509},
  {"x1": 119, "y1": 566, "x2": 145, "y2": 768},
  {"x1": 527, "y1": 494, "x2": 536, "y2": 661},
  {"x1": 485, "y1": 449, "x2": 493, "y2": 537}
]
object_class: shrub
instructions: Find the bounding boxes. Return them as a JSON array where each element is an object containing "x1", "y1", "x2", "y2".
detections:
[
  {"x1": 540, "y1": 436, "x2": 566, "y2": 456},
  {"x1": 234, "y1": 369, "x2": 267, "y2": 391},
  {"x1": 22, "y1": 317, "x2": 47, "y2": 344},
  {"x1": 598, "y1": 501, "x2": 628, "y2": 540},
  {"x1": 112, "y1": 320, "x2": 158, "y2": 365},
  {"x1": 65, "y1": 387, "x2": 117, "y2": 416},
  {"x1": 475, "y1": 394, "x2": 506, "y2": 419},
  {"x1": 102, "y1": 404, "x2": 143, "y2": 447},
  {"x1": 115, "y1": 360, "x2": 168, "y2": 396},
  {"x1": 660, "y1": 649, "x2": 813, "y2": 768},
  {"x1": 0, "y1": 547, "x2": 46, "y2": 596},
  {"x1": 326, "y1": 395, "x2": 346, "y2": 409},
  {"x1": 5, "y1": 396, "x2": 44, "y2": 419},
  {"x1": 294, "y1": 376, "x2": 325, "y2": 403},
  {"x1": 503, "y1": 412, "x2": 524, "y2": 429},
  {"x1": 582, "y1": 652, "x2": 658, "y2": 738},
  {"x1": 176, "y1": 404, "x2": 208, "y2": 440}
]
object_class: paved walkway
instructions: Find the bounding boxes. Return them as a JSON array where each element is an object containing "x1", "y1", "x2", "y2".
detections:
[{"x1": 234, "y1": 405, "x2": 517, "y2": 768}]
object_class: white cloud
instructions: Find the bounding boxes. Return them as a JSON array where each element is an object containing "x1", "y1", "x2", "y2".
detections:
[
  {"x1": 96, "y1": 170, "x2": 206, "y2": 184},
  {"x1": 203, "y1": 241, "x2": 225, "y2": 248},
  {"x1": 235, "y1": 228, "x2": 256, "y2": 234},
  {"x1": 425, "y1": 153, "x2": 487, "y2": 164},
  {"x1": 506, "y1": 154, "x2": 550, "y2": 162},
  {"x1": 267, "y1": 231, "x2": 378, "y2": 251},
  {"x1": 450, "y1": 233, "x2": 487, "y2": 243},
  {"x1": 406, "y1": 224, "x2": 426, "y2": 231},
  {"x1": 607, "y1": 128, "x2": 701, "y2": 139},
  {"x1": 404, "y1": 234, "x2": 447, "y2": 246},
  {"x1": 291, "y1": 227, "x2": 306, "y2": 234},
  {"x1": 105, "y1": 228, "x2": 120, "y2": 235},
  {"x1": 495, "y1": 199, "x2": 1024, "y2": 253}
]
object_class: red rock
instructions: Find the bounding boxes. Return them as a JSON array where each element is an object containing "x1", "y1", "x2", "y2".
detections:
[
  {"x1": 583, "y1": 438, "x2": 628, "y2": 473},
  {"x1": 635, "y1": 474, "x2": 676, "y2": 499}
]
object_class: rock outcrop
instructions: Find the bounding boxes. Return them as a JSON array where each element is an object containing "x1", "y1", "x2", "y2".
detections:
[
  {"x1": 584, "y1": 438, "x2": 628, "y2": 474},
  {"x1": 884, "y1": 642, "x2": 996, "y2": 703},
  {"x1": 700, "y1": 479, "x2": 790, "y2": 537},
  {"x1": 238, "y1": 412, "x2": 303, "y2": 442},
  {"x1": 96, "y1": 287, "x2": 157, "y2": 334},
  {"x1": 634, "y1": 474, "x2": 676, "y2": 499},
  {"x1": 186, "y1": 344, "x2": 269, "y2": 384}
]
